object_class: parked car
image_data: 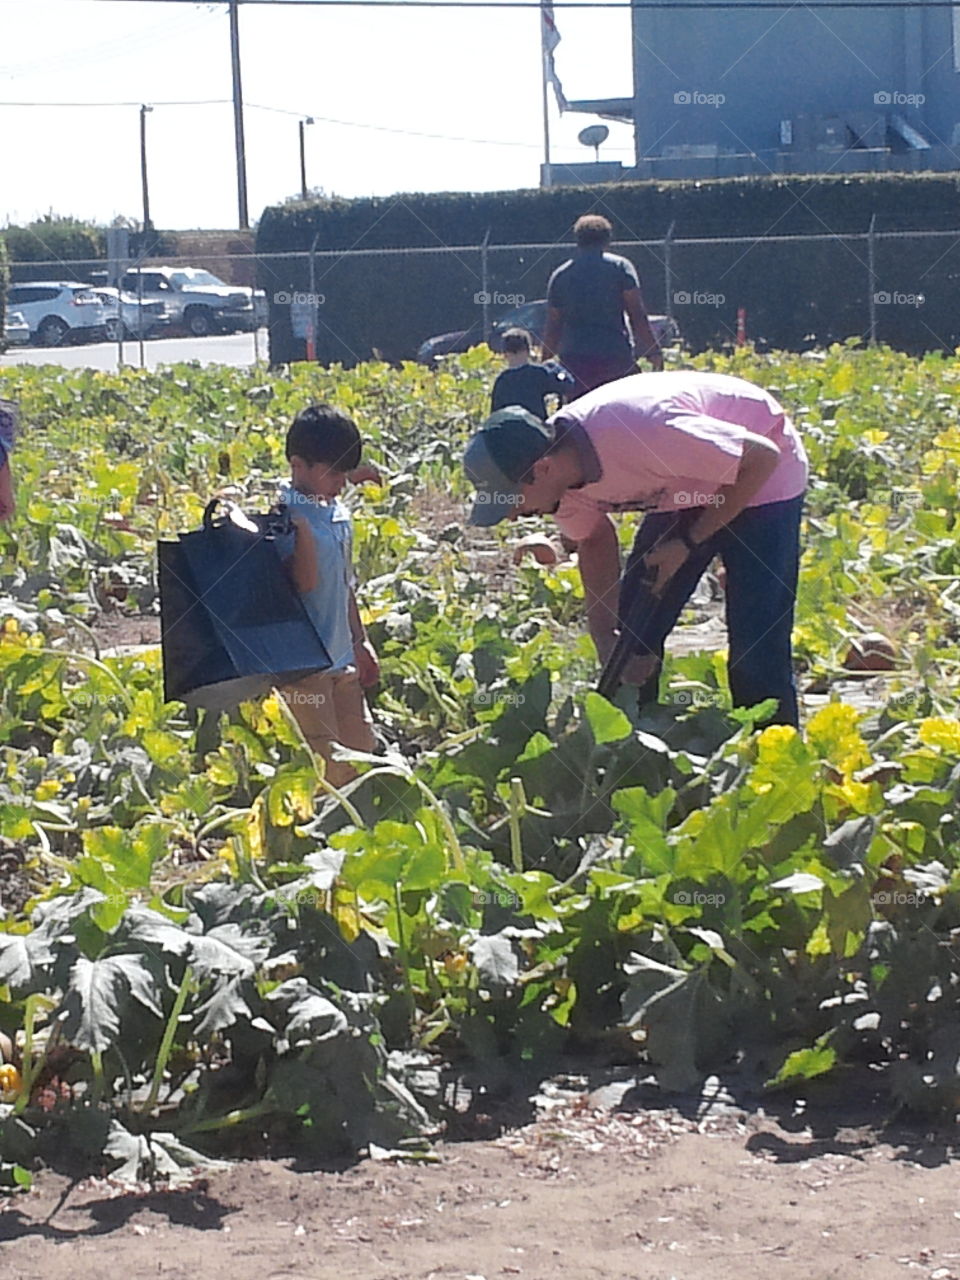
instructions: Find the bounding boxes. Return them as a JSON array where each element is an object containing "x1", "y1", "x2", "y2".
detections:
[
  {"x1": 2, "y1": 310, "x2": 31, "y2": 347},
  {"x1": 6, "y1": 282, "x2": 108, "y2": 347},
  {"x1": 119, "y1": 267, "x2": 266, "y2": 337},
  {"x1": 90, "y1": 286, "x2": 171, "y2": 341},
  {"x1": 417, "y1": 298, "x2": 680, "y2": 364}
]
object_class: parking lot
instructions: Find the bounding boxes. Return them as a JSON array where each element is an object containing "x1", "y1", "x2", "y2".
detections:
[{"x1": 0, "y1": 328, "x2": 270, "y2": 370}]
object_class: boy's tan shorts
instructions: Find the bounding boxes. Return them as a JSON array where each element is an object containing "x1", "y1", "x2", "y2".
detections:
[{"x1": 278, "y1": 666, "x2": 376, "y2": 787}]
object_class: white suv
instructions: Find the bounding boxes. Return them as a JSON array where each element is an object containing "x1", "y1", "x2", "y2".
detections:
[
  {"x1": 6, "y1": 282, "x2": 108, "y2": 346},
  {"x1": 120, "y1": 267, "x2": 264, "y2": 336}
]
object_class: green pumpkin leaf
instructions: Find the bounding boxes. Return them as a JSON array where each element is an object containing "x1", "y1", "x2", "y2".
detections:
[{"x1": 585, "y1": 692, "x2": 632, "y2": 745}]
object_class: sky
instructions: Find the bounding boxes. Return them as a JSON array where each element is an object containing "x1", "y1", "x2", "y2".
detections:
[{"x1": 0, "y1": 0, "x2": 634, "y2": 230}]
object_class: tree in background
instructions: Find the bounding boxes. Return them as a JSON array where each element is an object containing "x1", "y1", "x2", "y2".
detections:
[{"x1": 3, "y1": 215, "x2": 105, "y2": 269}]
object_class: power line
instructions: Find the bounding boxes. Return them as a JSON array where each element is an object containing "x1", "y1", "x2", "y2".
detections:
[
  {"x1": 81, "y1": 0, "x2": 960, "y2": 9},
  {"x1": 245, "y1": 101, "x2": 631, "y2": 148},
  {"x1": 0, "y1": 5, "x2": 219, "y2": 80},
  {"x1": 0, "y1": 96, "x2": 632, "y2": 151},
  {"x1": 0, "y1": 99, "x2": 231, "y2": 107}
]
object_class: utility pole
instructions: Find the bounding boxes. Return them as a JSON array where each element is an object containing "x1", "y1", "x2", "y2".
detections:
[
  {"x1": 140, "y1": 103, "x2": 153, "y2": 231},
  {"x1": 299, "y1": 116, "x2": 314, "y2": 200},
  {"x1": 541, "y1": 50, "x2": 552, "y2": 189},
  {"x1": 229, "y1": 1, "x2": 249, "y2": 229}
]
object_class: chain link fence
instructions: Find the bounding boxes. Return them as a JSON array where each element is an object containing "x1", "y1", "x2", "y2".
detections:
[
  {"x1": 5, "y1": 225, "x2": 960, "y2": 366},
  {"x1": 259, "y1": 224, "x2": 960, "y2": 365}
]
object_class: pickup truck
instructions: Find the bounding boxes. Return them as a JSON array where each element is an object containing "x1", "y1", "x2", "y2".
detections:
[{"x1": 119, "y1": 267, "x2": 266, "y2": 337}]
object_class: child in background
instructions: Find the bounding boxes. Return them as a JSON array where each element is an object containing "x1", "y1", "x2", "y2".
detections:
[
  {"x1": 0, "y1": 400, "x2": 17, "y2": 522},
  {"x1": 276, "y1": 404, "x2": 379, "y2": 787},
  {"x1": 490, "y1": 329, "x2": 572, "y2": 421}
]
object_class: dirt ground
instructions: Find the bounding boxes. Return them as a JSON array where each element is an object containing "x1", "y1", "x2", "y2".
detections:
[{"x1": 2, "y1": 1092, "x2": 959, "y2": 1280}]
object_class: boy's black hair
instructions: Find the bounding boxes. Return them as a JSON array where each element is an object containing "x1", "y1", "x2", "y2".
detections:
[
  {"x1": 501, "y1": 327, "x2": 532, "y2": 354},
  {"x1": 286, "y1": 404, "x2": 362, "y2": 472}
]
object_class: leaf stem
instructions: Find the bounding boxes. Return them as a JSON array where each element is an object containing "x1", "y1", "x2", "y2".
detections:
[
  {"x1": 508, "y1": 776, "x2": 526, "y2": 874},
  {"x1": 142, "y1": 965, "x2": 193, "y2": 1115},
  {"x1": 12, "y1": 996, "x2": 55, "y2": 1117},
  {"x1": 180, "y1": 1099, "x2": 272, "y2": 1134},
  {"x1": 90, "y1": 1050, "x2": 105, "y2": 1104}
]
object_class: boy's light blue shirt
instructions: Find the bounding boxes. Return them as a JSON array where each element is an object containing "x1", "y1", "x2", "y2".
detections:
[{"x1": 277, "y1": 483, "x2": 355, "y2": 672}]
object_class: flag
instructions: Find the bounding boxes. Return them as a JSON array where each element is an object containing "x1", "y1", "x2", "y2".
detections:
[{"x1": 541, "y1": 1, "x2": 568, "y2": 114}]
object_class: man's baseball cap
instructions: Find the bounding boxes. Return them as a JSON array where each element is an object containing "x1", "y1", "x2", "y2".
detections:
[{"x1": 464, "y1": 407, "x2": 554, "y2": 527}]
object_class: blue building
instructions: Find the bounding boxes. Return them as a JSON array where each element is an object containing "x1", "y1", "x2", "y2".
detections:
[{"x1": 555, "y1": 0, "x2": 960, "y2": 181}]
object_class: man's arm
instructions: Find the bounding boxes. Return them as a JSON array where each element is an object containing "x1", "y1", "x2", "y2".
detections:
[
  {"x1": 574, "y1": 515, "x2": 660, "y2": 684},
  {"x1": 573, "y1": 515, "x2": 622, "y2": 654},
  {"x1": 541, "y1": 305, "x2": 565, "y2": 362},
  {"x1": 643, "y1": 434, "x2": 782, "y2": 593},
  {"x1": 623, "y1": 287, "x2": 663, "y2": 372}
]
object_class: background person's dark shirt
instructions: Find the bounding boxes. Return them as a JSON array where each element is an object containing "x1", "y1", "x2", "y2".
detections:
[
  {"x1": 546, "y1": 249, "x2": 640, "y2": 361},
  {"x1": 491, "y1": 362, "x2": 572, "y2": 419}
]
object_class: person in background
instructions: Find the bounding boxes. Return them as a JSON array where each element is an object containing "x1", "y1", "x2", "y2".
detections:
[
  {"x1": 0, "y1": 400, "x2": 17, "y2": 523},
  {"x1": 542, "y1": 215, "x2": 663, "y2": 398},
  {"x1": 276, "y1": 404, "x2": 379, "y2": 786},
  {"x1": 490, "y1": 328, "x2": 572, "y2": 420}
]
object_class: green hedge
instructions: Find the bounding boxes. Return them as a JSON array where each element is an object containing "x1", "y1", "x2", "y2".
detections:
[
  {"x1": 3, "y1": 217, "x2": 104, "y2": 267},
  {"x1": 257, "y1": 174, "x2": 960, "y2": 363}
]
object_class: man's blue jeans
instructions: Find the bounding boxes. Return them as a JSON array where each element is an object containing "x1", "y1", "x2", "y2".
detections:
[{"x1": 619, "y1": 495, "x2": 804, "y2": 727}]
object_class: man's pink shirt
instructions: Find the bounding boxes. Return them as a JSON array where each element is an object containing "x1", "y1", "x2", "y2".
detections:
[{"x1": 551, "y1": 371, "x2": 809, "y2": 542}]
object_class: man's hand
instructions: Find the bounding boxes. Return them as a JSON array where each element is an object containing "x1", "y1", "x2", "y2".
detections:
[
  {"x1": 641, "y1": 537, "x2": 689, "y2": 595},
  {"x1": 594, "y1": 631, "x2": 659, "y2": 686},
  {"x1": 512, "y1": 533, "x2": 560, "y2": 566},
  {"x1": 354, "y1": 637, "x2": 380, "y2": 688},
  {"x1": 348, "y1": 464, "x2": 383, "y2": 486}
]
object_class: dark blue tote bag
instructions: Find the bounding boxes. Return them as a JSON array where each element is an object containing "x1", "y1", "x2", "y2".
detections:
[{"x1": 158, "y1": 499, "x2": 331, "y2": 711}]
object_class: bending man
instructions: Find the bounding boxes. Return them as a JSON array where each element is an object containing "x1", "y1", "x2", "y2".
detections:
[{"x1": 464, "y1": 372, "x2": 808, "y2": 726}]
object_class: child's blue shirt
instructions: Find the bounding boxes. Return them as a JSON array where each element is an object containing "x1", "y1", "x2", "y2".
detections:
[{"x1": 277, "y1": 483, "x2": 355, "y2": 672}]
